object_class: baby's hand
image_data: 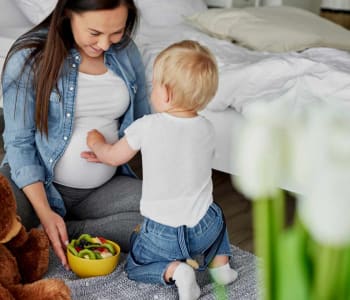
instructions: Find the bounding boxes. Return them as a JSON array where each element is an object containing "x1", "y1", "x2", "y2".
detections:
[{"x1": 87, "y1": 129, "x2": 106, "y2": 149}]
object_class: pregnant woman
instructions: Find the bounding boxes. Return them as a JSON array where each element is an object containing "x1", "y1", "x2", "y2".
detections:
[{"x1": 0, "y1": 0, "x2": 150, "y2": 270}]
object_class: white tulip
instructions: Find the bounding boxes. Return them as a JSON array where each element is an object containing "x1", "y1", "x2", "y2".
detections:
[
  {"x1": 299, "y1": 172, "x2": 350, "y2": 245},
  {"x1": 235, "y1": 100, "x2": 350, "y2": 243},
  {"x1": 306, "y1": 105, "x2": 350, "y2": 169},
  {"x1": 282, "y1": 110, "x2": 309, "y2": 194},
  {"x1": 234, "y1": 102, "x2": 292, "y2": 199},
  {"x1": 297, "y1": 103, "x2": 350, "y2": 245},
  {"x1": 284, "y1": 102, "x2": 350, "y2": 193}
]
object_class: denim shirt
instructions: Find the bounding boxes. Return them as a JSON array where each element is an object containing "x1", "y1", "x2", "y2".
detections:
[{"x1": 1, "y1": 39, "x2": 150, "y2": 216}]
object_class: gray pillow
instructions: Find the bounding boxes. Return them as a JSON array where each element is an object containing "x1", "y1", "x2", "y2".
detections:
[{"x1": 186, "y1": 6, "x2": 350, "y2": 52}]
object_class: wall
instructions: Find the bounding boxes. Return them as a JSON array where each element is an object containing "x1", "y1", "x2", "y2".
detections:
[
  {"x1": 286, "y1": 0, "x2": 321, "y2": 13},
  {"x1": 261, "y1": 0, "x2": 321, "y2": 13},
  {"x1": 321, "y1": 0, "x2": 350, "y2": 10},
  {"x1": 206, "y1": 0, "x2": 322, "y2": 12}
]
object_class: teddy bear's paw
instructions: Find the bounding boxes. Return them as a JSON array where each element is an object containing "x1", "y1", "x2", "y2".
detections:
[
  {"x1": 17, "y1": 279, "x2": 71, "y2": 300},
  {"x1": 0, "y1": 282, "x2": 15, "y2": 300},
  {"x1": 14, "y1": 229, "x2": 50, "y2": 283}
]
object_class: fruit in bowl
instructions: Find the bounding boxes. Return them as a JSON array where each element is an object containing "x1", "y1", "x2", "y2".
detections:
[{"x1": 67, "y1": 233, "x2": 121, "y2": 278}]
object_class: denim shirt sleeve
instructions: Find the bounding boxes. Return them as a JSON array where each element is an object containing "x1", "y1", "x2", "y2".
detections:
[
  {"x1": 127, "y1": 41, "x2": 151, "y2": 121},
  {"x1": 1, "y1": 49, "x2": 46, "y2": 188}
]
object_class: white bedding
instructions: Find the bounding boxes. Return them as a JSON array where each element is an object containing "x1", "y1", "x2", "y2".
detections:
[
  {"x1": 199, "y1": 108, "x2": 243, "y2": 175},
  {"x1": 135, "y1": 22, "x2": 350, "y2": 114},
  {"x1": 135, "y1": 21, "x2": 350, "y2": 191}
]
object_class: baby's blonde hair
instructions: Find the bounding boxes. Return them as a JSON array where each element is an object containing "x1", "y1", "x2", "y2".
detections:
[{"x1": 153, "y1": 40, "x2": 218, "y2": 112}]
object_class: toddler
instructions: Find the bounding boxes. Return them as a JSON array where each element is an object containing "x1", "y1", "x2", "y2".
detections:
[{"x1": 81, "y1": 40, "x2": 238, "y2": 300}]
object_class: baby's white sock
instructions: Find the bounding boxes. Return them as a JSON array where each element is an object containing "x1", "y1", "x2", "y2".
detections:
[
  {"x1": 172, "y1": 263, "x2": 201, "y2": 300},
  {"x1": 209, "y1": 263, "x2": 238, "y2": 285}
]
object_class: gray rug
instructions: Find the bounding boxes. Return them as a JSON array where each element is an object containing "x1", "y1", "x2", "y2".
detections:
[{"x1": 44, "y1": 245, "x2": 258, "y2": 299}]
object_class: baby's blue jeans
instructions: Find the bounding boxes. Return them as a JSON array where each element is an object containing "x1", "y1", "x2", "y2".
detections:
[{"x1": 125, "y1": 202, "x2": 232, "y2": 285}]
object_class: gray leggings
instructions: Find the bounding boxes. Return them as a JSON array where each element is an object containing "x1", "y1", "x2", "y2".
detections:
[{"x1": 0, "y1": 164, "x2": 143, "y2": 252}]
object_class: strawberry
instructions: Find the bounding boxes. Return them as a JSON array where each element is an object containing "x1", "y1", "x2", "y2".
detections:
[{"x1": 98, "y1": 236, "x2": 107, "y2": 244}]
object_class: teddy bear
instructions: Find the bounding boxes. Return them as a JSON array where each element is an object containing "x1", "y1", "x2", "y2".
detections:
[{"x1": 0, "y1": 174, "x2": 71, "y2": 300}]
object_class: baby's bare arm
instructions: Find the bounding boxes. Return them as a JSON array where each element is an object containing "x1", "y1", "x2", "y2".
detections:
[{"x1": 82, "y1": 130, "x2": 138, "y2": 166}]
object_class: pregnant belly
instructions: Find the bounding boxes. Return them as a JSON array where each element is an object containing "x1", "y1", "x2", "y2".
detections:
[{"x1": 54, "y1": 126, "x2": 118, "y2": 188}]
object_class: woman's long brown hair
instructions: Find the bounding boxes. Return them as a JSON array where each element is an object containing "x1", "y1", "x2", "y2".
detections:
[{"x1": 2, "y1": 0, "x2": 138, "y2": 136}]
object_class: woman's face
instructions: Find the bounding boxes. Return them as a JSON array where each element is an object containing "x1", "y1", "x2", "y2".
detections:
[{"x1": 69, "y1": 5, "x2": 128, "y2": 59}]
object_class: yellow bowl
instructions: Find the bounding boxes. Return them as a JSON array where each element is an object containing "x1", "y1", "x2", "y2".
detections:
[{"x1": 67, "y1": 240, "x2": 121, "y2": 278}]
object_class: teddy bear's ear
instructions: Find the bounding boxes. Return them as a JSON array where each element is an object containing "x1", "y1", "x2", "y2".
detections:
[{"x1": 0, "y1": 175, "x2": 18, "y2": 241}]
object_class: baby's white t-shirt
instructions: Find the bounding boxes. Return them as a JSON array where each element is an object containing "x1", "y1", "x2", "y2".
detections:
[{"x1": 125, "y1": 113, "x2": 215, "y2": 227}]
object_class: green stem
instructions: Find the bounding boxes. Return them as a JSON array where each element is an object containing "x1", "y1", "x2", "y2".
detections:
[
  {"x1": 346, "y1": 248, "x2": 350, "y2": 300},
  {"x1": 271, "y1": 189, "x2": 285, "y2": 235},
  {"x1": 214, "y1": 283, "x2": 228, "y2": 300},
  {"x1": 253, "y1": 191, "x2": 286, "y2": 300},
  {"x1": 270, "y1": 189, "x2": 285, "y2": 299},
  {"x1": 312, "y1": 245, "x2": 340, "y2": 300},
  {"x1": 253, "y1": 197, "x2": 273, "y2": 300},
  {"x1": 335, "y1": 246, "x2": 350, "y2": 300}
]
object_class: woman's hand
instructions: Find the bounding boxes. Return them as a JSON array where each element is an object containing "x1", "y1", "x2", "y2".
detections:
[
  {"x1": 23, "y1": 181, "x2": 69, "y2": 270},
  {"x1": 39, "y1": 210, "x2": 70, "y2": 270},
  {"x1": 80, "y1": 151, "x2": 102, "y2": 163}
]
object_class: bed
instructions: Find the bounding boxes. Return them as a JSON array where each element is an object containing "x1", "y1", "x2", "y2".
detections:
[{"x1": 133, "y1": 0, "x2": 350, "y2": 192}]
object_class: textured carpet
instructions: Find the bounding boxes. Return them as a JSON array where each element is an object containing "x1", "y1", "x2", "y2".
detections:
[{"x1": 44, "y1": 245, "x2": 258, "y2": 300}]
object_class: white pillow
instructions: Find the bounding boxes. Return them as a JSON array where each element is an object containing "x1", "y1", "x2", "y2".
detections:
[
  {"x1": 186, "y1": 6, "x2": 350, "y2": 52},
  {"x1": 0, "y1": 0, "x2": 32, "y2": 28},
  {"x1": 135, "y1": 0, "x2": 207, "y2": 26},
  {"x1": 14, "y1": 0, "x2": 57, "y2": 25}
]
